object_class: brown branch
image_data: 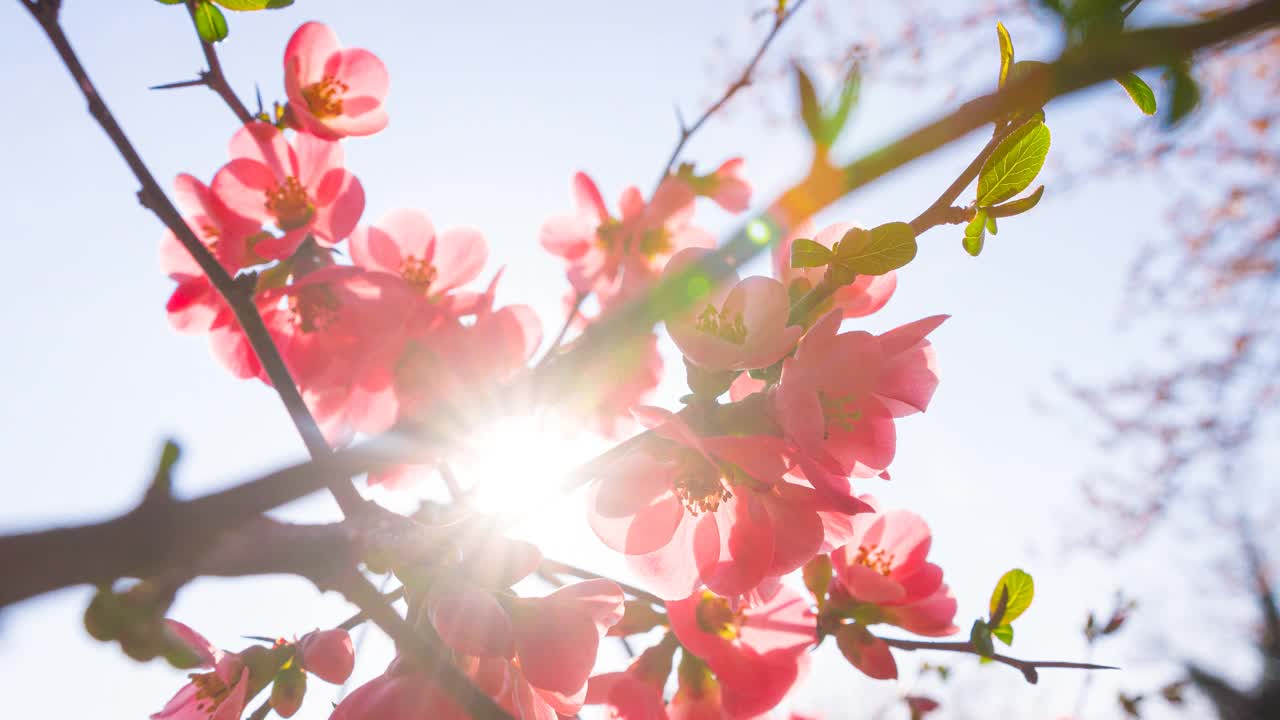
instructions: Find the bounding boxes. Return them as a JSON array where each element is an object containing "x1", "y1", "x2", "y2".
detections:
[
  {"x1": 881, "y1": 637, "x2": 1118, "y2": 684},
  {"x1": 908, "y1": 124, "x2": 1011, "y2": 234},
  {"x1": 334, "y1": 571, "x2": 513, "y2": 719},
  {"x1": 653, "y1": 0, "x2": 809, "y2": 190},
  {"x1": 183, "y1": 0, "x2": 252, "y2": 123},
  {"x1": 19, "y1": 0, "x2": 364, "y2": 516}
]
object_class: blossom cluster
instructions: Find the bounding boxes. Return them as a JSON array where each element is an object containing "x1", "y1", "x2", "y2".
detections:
[{"x1": 154, "y1": 19, "x2": 966, "y2": 720}]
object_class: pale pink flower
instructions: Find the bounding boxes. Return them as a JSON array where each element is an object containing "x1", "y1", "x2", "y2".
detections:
[
  {"x1": 297, "y1": 628, "x2": 355, "y2": 684},
  {"x1": 349, "y1": 208, "x2": 487, "y2": 310},
  {"x1": 284, "y1": 22, "x2": 389, "y2": 139},
  {"x1": 151, "y1": 621, "x2": 250, "y2": 720},
  {"x1": 212, "y1": 122, "x2": 365, "y2": 258},
  {"x1": 663, "y1": 247, "x2": 802, "y2": 372}
]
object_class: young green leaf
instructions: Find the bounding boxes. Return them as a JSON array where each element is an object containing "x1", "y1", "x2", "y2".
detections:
[
  {"x1": 992, "y1": 624, "x2": 1014, "y2": 646},
  {"x1": 969, "y1": 619, "x2": 995, "y2": 658},
  {"x1": 154, "y1": 0, "x2": 186, "y2": 4},
  {"x1": 790, "y1": 238, "x2": 834, "y2": 268},
  {"x1": 996, "y1": 22, "x2": 1015, "y2": 88},
  {"x1": 821, "y1": 64, "x2": 862, "y2": 146},
  {"x1": 803, "y1": 555, "x2": 833, "y2": 609},
  {"x1": 985, "y1": 213, "x2": 998, "y2": 235},
  {"x1": 987, "y1": 185, "x2": 1045, "y2": 218},
  {"x1": 963, "y1": 210, "x2": 987, "y2": 257},
  {"x1": 1115, "y1": 72, "x2": 1157, "y2": 115},
  {"x1": 193, "y1": 1, "x2": 229, "y2": 42},
  {"x1": 989, "y1": 569, "x2": 1035, "y2": 625},
  {"x1": 833, "y1": 222, "x2": 917, "y2": 275},
  {"x1": 794, "y1": 65, "x2": 824, "y2": 143},
  {"x1": 977, "y1": 120, "x2": 1051, "y2": 206},
  {"x1": 213, "y1": 0, "x2": 294, "y2": 9}
]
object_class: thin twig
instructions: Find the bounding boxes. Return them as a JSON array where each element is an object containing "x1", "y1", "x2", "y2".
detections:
[
  {"x1": 540, "y1": 558, "x2": 666, "y2": 606},
  {"x1": 183, "y1": 0, "x2": 252, "y2": 123},
  {"x1": 535, "y1": 289, "x2": 589, "y2": 370},
  {"x1": 20, "y1": 0, "x2": 364, "y2": 516},
  {"x1": 881, "y1": 637, "x2": 1118, "y2": 684},
  {"x1": 653, "y1": 0, "x2": 809, "y2": 191}
]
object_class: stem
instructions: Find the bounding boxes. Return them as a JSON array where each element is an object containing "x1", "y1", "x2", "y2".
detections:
[
  {"x1": 184, "y1": 0, "x2": 252, "y2": 123},
  {"x1": 653, "y1": 0, "x2": 809, "y2": 191},
  {"x1": 908, "y1": 125, "x2": 1010, "y2": 234},
  {"x1": 535, "y1": 289, "x2": 589, "y2": 369},
  {"x1": 540, "y1": 558, "x2": 666, "y2": 606},
  {"x1": 20, "y1": 0, "x2": 364, "y2": 516},
  {"x1": 881, "y1": 637, "x2": 1118, "y2": 684},
  {"x1": 335, "y1": 571, "x2": 512, "y2": 719}
]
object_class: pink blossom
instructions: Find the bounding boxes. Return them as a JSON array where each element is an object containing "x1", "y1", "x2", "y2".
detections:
[
  {"x1": 589, "y1": 407, "x2": 831, "y2": 599},
  {"x1": 663, "y1": 248, "x2": 802, "y2": 372},
  {"x1": 212, "y1": 122, "x2": 365, "y2": 258},
  {"x1": 297, "y1": 628, "x2": 355, "y2": 684},
  {"x1": 349, "y1": 208, "x2": 487, "y2": 308},
  {"x1": 773, "y1": 222, "x2": 897, "y2": 319},
  {"x1": 152, "y1": 621, "x2": 250, "y2": 720},
  {"x1": 160, "y1": 174, "x2": 262, "y2": 334},
  {"x1": 540, "y1": 172, "x2": 713, "y2": 308},
  {"x1": 777, "y1": 311, "x2": 946, "y2": 484},
  {"x1": 830, "y1": 507, "x2": 959, "y2": 637},
  {"x1": 284, "y1": 22, "x2": 389, "y2": 139},
  {"x1": 585, "y1": 638, "x2": 675, "y2": 720},
  {"x1": 330, "y1": 658, "x2": 468, "y2": 720},
  {"x1": 667, "y1": 587, "x2": 815, "y2": 717}
]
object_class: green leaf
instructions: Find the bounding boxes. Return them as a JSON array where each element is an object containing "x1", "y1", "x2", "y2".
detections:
[
  {"x1": 963, "y1": 210, "x2": 986, "y2": 257},
  {"x1": 193, "y1": 1, "x2": 229, "y2": 42},
  {"x1": 996, "y1": 22, "x2": 1015, "y2": 88},
  {"x1": 977, "y1": 120, "x2": 1051, "y2": 206},
  {"x1": 802, "y1": 555, "x2": 833, "y2": 609},
  {"x1": 992, "y1": 624, "x2": 1014, "y2": 646},
  {"x1": 989, "y1": 569, "x2": 1035, "y2": 625},
  {"x1": 790, "y1": 238, "x2": 833, "y2": 268},
  {"x1": 969, "y1": 619, "x2": 994, "y2": 657},
  {"x1": 794, "y1": 65, "x2": 824, "y2": 143},
  {"x1": 832, "y1": 222, "x2": 917, "y2": 275},
  {"x1": 985, "y1": 214, "x2": 998, "y2": 235},
  {"x1": 154, "y1": 0, "x2": 186, "y2": 4},
  {"x1": 213, "y1": 0, "x2": 294, "y2": 9},
  {"x1": 1162, "y1": 61, "x2": 1200, "y2": 129},
  {"x1": 820, "y1": 64, "x2": 861, "y2": 146},
  {"x1": 988, "y1": 185, "x2": 1045, "y2": 218},
  {"x1": 1115, "y1": 72, "x2": 1157, "y2": 115}
]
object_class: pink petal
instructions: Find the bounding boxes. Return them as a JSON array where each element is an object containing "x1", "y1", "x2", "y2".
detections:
[
  {"x1": 310, "y1": 168, "x2": 365, "y2": 243},
  {"x1": 695, "y1": 495, "x2": 774, "y2": 596},
  {"x1": 326, "y1": 46, "x2": 390, "y2": 104},
  {"x1": 429, "y1": 583, "x2": 515, "y2": 658},
  {"x1": 877, "y1": 314, "x2": 948, "y2": 357},
  {"x1": 875, "y1": 341, "x2": 941, "y2": 417},
  {"x1": 284, "y1": 22, "x2": 340, "y2": 85},
  {"x1": 297, "y1": 629, "x2": 355, "y2": 684},
  {"x1": 628, "y1": 514, "x2": 704, "y2": 601},
  {"x1": 876, "y1": 510, "x2": 933, "y2": 570},
  {"x1": 572, "y1": 172, "x2": 610, "y2": 222},
  {"x1": 589, "y1": 454, "x2": 684, "y2": 555},
  {"x1": 539, "y1": 215, "x2": 594, "y2": 260},
  {"x1": 210, "y1": 159, "x2": 276, "y2": 224},
  {"x1": 162, "y1": 620, "x2": 219, "y2": 667},
  {"x1": 737, "y1": 586, "x2": 816, "y2": 656},
  {"x1": 832, "y1": 271, "x2": 897, "y2": 318},
  {"x1": 842, "y1": 564, "x2": 907, "y2": 604},
  {"x1": 431, "y1": 226, "x2": 487, "y2": 292},
  {"x1": 759, "y1": 484, "x2": 825, "y2": 576},
  {"x1": 227, "y1": 122, "x2": 294, "y2": 180}
]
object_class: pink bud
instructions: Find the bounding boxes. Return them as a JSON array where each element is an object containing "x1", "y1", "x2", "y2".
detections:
[{"x1": 298, "y1": 629, "x2": 355, "y2": 684}]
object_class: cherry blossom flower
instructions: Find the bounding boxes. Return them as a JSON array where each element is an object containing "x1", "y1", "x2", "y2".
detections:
[
  {"x1": 151, "y1": 621, "x2": 250, "y2": 720},
  {"x1": 663, "y1": 247, "x2": 802, "y2": 371},
  {"x1": 777, "y1": 310, "x2": 946, "y2": 484},
  {"x1": 667, "y1": 587, "x2": 815, "y2": 717},
  {"x1": 830, "y1": 507, "x2": 959, "y2": 638},
  {"x1": 212, "y1": 122, "x2": 365, "y2": 258},
  {"x1": 540, "y1": 172, "x2": 713, "y2": 307},
  {"x1": 160, "y1": 174, "x2": 262, "y2": 334},
  {"x1": 349, "y1": 208, "x2": 487, "y2": 310},
  {"x1": 773, "y1": 222, "x2": 897, "y2": 319},
  {"x1": 284, "y1": 22, "x2": 389, "y2": 139},
  {"x1": 589, "y1": 406, "x2": 834, "y2": 599}
]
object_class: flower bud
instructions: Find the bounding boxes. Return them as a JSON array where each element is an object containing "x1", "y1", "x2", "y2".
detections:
[{"x1": 298, "y1": 629, "x2": 355, "y2": 684}]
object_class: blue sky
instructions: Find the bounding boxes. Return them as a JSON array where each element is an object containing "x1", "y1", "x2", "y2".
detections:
[{"x1": 0, "y1": 1, "x2": 1254, "y2": 718}]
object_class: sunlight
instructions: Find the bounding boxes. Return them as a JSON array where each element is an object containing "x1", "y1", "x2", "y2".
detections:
[{"x1": 453, "y1": 414, "x2": 602, "y2": 519}]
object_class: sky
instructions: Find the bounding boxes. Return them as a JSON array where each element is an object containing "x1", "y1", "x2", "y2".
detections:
[{"x1": 0, "y1": 1, "x2": 1261, "y2": 718}]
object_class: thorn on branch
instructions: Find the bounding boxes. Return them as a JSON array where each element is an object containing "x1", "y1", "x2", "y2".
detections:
[{"x1": 149, "y1": 78, "x2": 206, "y2": 91}]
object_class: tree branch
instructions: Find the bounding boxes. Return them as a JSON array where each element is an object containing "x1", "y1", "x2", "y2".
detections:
[
  {"x1": 183, "y1": 0, "x2": 252, "y2": 123},
  {"x1": 881, "y1": 637, "x2": 1118, "y2": 684},
  {"x1": 654, "y1": 0, "x2": 808, "y2": 191},
  {"x1": 19, "y1": 0, "x2": 365, "y2": 516}
]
